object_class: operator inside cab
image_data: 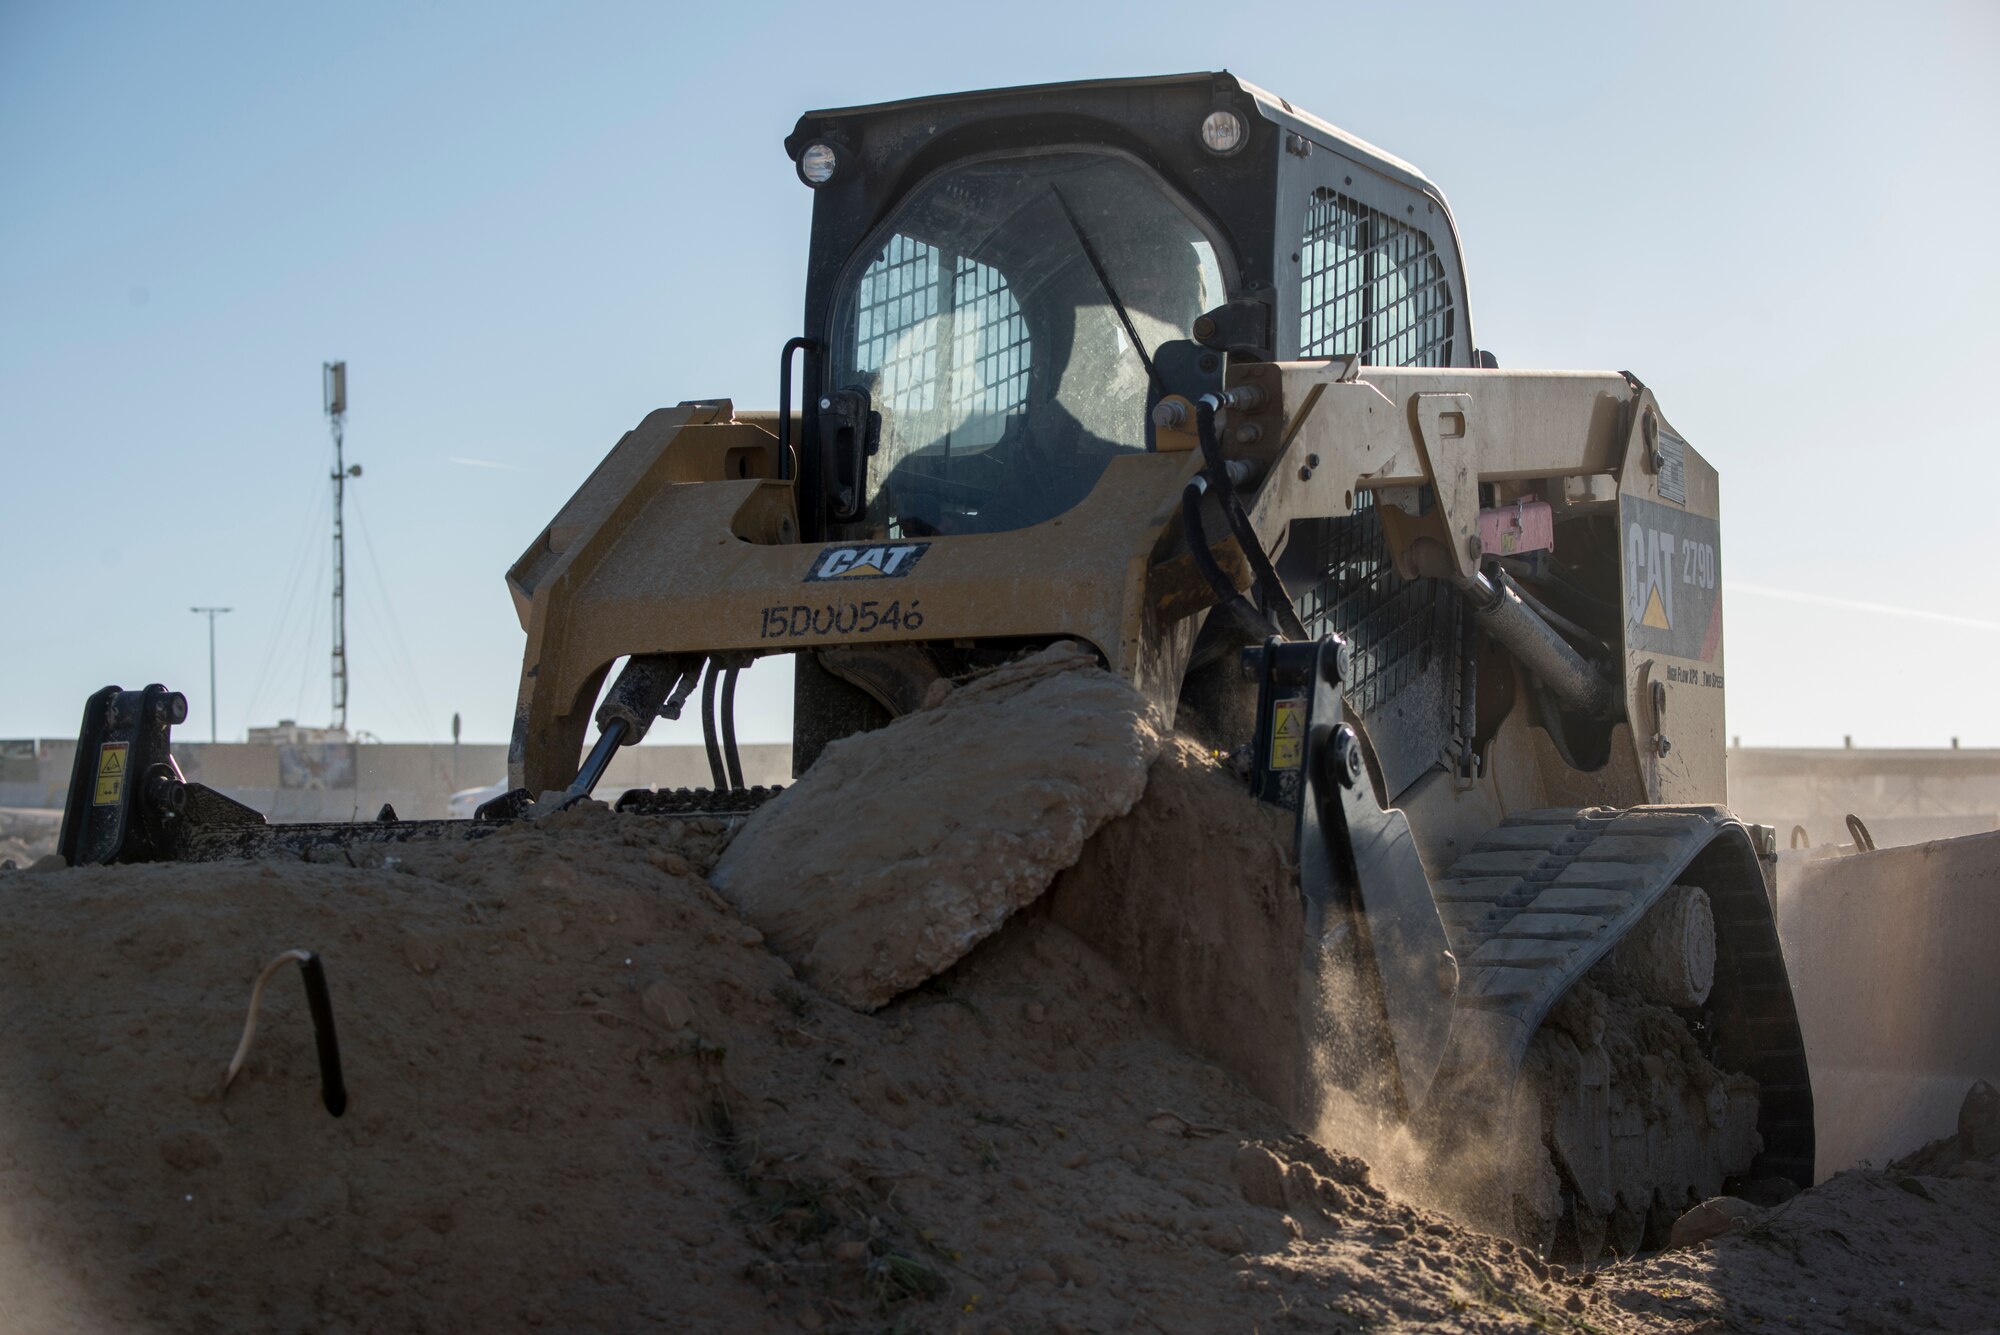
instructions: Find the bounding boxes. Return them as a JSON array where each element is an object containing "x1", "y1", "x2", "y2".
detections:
[{"x1": 827, "y1": 151, "x2": 1225, "y2": 537}]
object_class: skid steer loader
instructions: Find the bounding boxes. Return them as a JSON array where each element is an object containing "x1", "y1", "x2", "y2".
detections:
[{"x1": 58, "y1": 72, "x2": 1812, "y2": 1256}]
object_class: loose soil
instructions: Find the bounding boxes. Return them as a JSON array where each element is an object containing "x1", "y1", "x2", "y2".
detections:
[
  {"x1": 4, "y1": 798, "x2": 1994, "y2": 1333},
  {"x1": 2, "y1": 652, "x2": 1995, "y2": 1332}
]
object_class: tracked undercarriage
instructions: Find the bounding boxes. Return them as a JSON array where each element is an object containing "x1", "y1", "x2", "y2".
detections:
[{"x1": 1518, "y1": 977, "x2": 1764, "y2": 1256}]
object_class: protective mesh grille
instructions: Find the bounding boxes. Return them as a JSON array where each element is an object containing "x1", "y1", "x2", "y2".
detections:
[
  {"x1": 1294, "y1": 190, "x2": 1459, "y2": 729},
  {"x1": 854, "y1": 235, "x2": 942, "y2": 409},
  {"x1": 1299, "y1": 188, "x2": 1454, "y2": 367},
  {"x1": 947, "y1": 256, "x2": 1030, "y2": 436},
  {"x1": 851, "y1": 236, "x2": 1029, "y2": 444},
  {"x1": 1292, "y1": 499, "x2": 1463, "y2": 719}
]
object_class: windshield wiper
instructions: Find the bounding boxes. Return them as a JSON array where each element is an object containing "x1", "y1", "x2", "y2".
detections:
[{"x1": 1048, "y1": 185, "x2": 1162, "y2": 396}]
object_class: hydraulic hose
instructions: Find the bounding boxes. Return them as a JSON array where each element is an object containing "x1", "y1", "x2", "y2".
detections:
[
  {"x1": 720, "y1": 665, "x2": 745, "y2": 791},
  {"x1": 1181, "y1": 474, "x2": 1276, "y2": 641},
  {"x1": 699, "y1": 659, "x2": 727, "y2": 789},
  {"x1": 1191, "y1": 392, "x2": 1308, "y2": 642}
]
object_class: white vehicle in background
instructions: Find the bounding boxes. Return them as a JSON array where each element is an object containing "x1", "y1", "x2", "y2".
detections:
[{"x1": 447, "y1": 779, "x2": 508, "y2": 820}]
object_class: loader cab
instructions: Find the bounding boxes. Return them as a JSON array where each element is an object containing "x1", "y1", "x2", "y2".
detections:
[
  {"x1": 785, "y1": 72, "x2": 1477, "y2": 543},
  {"x1": 822, "y1": 150, "x2": 1226, "y2": 539}
]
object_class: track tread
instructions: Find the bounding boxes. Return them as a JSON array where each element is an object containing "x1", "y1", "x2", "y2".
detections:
[
  {"x1": 1433, "y1": 806, "x2": 1722, "y2": 1074},
  {"x1": 1424, "y1": 804, "x2": 1816, "y2": 1189}
]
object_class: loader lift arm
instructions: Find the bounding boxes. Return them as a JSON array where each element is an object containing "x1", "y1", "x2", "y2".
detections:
[{"x1": 1246, "y1": 635, "x2": 1458, "y2": 1115}]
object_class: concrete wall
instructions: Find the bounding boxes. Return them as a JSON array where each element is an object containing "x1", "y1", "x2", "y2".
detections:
[
  {"x1": 0, "y1": 739, "x2": 791, "y2": 822},
  {"x1": 11, "y1": 738, "x2": 1992, "y2": 834},
  {"x1": 1730, "y1": 746, "x2": 2000, "y2": 850},
  {"x1": 1775, "y1": 830, "x2": 2000, "y2": 1178}
]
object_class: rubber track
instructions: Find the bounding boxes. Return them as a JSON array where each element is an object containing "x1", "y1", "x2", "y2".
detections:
[
  {"x1": 1428, "y1": 804, "x2": 1814, "y2": 1185},
  {"x1": 1432, "y1": 806, "x2": 1718, "y2": 1068},
  {"x1": 613, "y1": 785, "x2": 784, "y2": 817}
]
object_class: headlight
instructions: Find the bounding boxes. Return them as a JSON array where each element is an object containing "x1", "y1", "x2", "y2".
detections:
[
  {"x1": 1199, "y1": 109, "x2": 1245, "y2": 155},
  {"x1": 798, "y1": 142, "x2": 838, "y2": 186}
]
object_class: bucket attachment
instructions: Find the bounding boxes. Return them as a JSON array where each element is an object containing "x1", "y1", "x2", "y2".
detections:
[
  {"x1": 1245, "y1": 638, "x2": 1459, "y2": 1112},
  {"x1": 56, "y1": 684, "x2": 266, "y2": 866},
  {"x1": 51, "y1": 681, "x2": 778, "y2": 867}
]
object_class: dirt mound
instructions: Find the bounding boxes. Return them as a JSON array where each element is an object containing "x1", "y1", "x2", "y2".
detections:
[
  {"x1": 1047, "y1": 734, "x2": 1309, "y2": 1118},
  {"x1": 2, "y1": 743, "x2": 1995, "y2": 1331},
  {"x1": 1591, "y1": 1149, "x2": 2000, "y2": 1332},
  {"x1": 711, "y1": 643, "x2": 1161, "y2": 1010},
  {"x1": 0, "y1": 802, "x2": 1568, "y2": 1333}
]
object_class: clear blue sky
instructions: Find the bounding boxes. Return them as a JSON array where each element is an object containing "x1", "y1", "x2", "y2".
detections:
[{"x1": 4, "y1": 0, "x2": 1996, "y2": 752}]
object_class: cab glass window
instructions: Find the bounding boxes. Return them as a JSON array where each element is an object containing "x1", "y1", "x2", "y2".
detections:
[{"x1": 832, "y1": 152, "x2": 1224, "y2": 536}]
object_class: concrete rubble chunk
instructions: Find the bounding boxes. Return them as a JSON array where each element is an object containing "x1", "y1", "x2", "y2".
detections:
[
  {"x1": 1668, "y1": 1195, "x2": 1766, "y2": 1249},
  {"x1": 1230, "y1": 1144, "x2": 1290, "y2": 1210},
  {"x1": 708, "y1": 643, "x2": 1162, "y2": 1011}
]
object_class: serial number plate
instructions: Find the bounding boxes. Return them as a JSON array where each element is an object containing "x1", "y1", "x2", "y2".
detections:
[{"x1": 759, "y1": 598, "x2": 925, "y2": 641}]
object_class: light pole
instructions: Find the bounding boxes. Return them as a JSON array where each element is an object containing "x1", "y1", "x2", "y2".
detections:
[{"x1": 190, "y1": 606, "x2": 233, "y2": 743}]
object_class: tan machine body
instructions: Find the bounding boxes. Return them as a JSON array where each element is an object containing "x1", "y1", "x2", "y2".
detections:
[
  {"x1": 503, "y1": 364, "x2": 1729, "y2": 852},
  {"x1": 51, "y1": 73, "x2": 1814, "y2": 1257}
]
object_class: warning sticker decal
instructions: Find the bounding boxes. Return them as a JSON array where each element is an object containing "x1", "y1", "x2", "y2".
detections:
[
  {"x1": 1270, "y1": 698, "x2": 1306, "y2": 770},
  {"x1": 1656, "y1": 430, "x2": 1688, "y2": 506},
  {"x1": 1622, "y1": 494, "x2": 1721, "y2": 662},
  {"x1": 93, "y1": 741, "x2": 129, "y2": 806}
]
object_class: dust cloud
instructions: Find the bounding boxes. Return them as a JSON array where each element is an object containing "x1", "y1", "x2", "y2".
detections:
[{"x1": 1303, "y1": 936, "x2": 1535, "y2": 1241}]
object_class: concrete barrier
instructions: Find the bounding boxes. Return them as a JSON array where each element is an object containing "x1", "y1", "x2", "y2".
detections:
[
  {"x1": 1775, "y1": 830, "x2": 2000, "y2": 1179},
  {"x1": 1730, "y1": 744, "x2": 2000, "y2": 850}
]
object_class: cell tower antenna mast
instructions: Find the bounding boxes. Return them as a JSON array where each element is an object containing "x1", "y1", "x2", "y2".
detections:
[{"x1": 324, "y1": 361, "x2": 360, "y2": 735}]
